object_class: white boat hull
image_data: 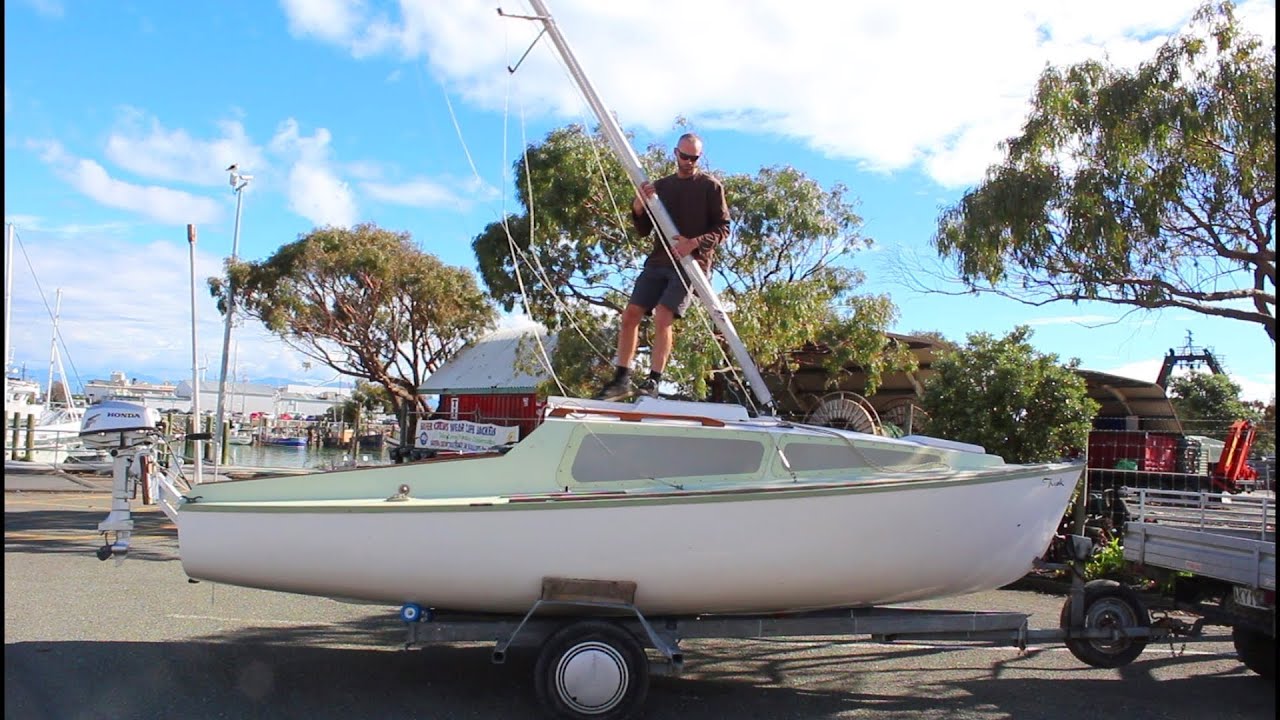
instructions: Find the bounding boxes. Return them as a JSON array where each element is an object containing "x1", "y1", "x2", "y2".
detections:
[{"x1": 177, "y1": 464, "x2": 1078, "y2": 615}]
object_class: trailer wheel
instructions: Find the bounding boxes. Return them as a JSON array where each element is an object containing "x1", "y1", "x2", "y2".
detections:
[
  {"x1": 1231, "y1": 626, "x2": 1275, "y2": 680},
  {"x1": 1060, "y1": 579, "x2": 1150, "y2": 668},
  {"x1": 534, "y1": 620, "x2": 649, "y2": 720}
]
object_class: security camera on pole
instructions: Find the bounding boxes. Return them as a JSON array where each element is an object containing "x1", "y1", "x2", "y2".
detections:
[{"x1": 213, "y1": 164, "x2": 252, "y2": 465}]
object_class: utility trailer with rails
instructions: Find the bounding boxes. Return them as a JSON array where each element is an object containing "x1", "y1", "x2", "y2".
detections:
[{"x1": 1122, "y1": 487, "x2": 1276, "y2": 679}]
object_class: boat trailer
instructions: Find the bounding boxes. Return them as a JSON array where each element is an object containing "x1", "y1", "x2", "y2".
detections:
[{"x1": 394, "y1": 543, "x2": 1223, "y2": 720}]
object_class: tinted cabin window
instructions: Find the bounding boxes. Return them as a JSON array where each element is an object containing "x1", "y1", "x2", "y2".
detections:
[
  {"x1": 781, "y1": 441, "x2": 941, "y2": 473},
  {"x1": 571, "y1": 433, "x2": 765, "y2": 483}
]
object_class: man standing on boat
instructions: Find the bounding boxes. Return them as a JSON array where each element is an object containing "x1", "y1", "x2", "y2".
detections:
[{"x1": 595, "y1": 133, "x2": 731, "y2": 401}]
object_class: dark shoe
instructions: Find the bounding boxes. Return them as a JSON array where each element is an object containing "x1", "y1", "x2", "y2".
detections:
[
  {"x1": 636, "y1": 378, "x2": 659, "y2": 398},
  {"x1": 594, "y1": 377, "x2": 633, "y2": 402}
]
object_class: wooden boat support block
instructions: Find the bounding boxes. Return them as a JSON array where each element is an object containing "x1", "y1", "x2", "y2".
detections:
[{"x1": 541, "y1": 577, "x2": 638, "y2": 604}]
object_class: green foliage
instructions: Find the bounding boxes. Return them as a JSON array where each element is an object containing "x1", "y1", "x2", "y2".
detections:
[
  {"x1": 934, "y1": 2, "x2": 1275, "y2": 340},
  {"x1": 1085, "y1": 538, "x2": 1127, "y2": 580},
  {"x1": 471, "y1": 125, "x2": 646, "y2": 322},
  {"x1": 1248, "y1": 400, "x2": 1275, "y2": 456},
  {"x1": 921, "y1": 326, "x2": 1099, "y2": 463},
  {"x1": 211, "y1": 223, "x2": 496, "y2": 413},
  {"x1": 519, "y1": 302, "x2": 619, "y2": 399},
  {"x1": 335, "y1": 381, "x2": 393, "y2": 424},
  {"x1": 473, "y1": 124, "x2": 913, "y2": 402},
  {"x1": 1168, "y1": 371, "x2": 1263, "y2": 438}
]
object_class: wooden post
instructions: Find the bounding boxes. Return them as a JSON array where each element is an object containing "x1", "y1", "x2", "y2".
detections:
[
  {"x1": 204, "y1": 414, "x2": 215, "y2": 462},
  {"x1": 23, "y1": 414, "x2": 35, "y2": 461},
  {"x1": 9, "y1": 412, "x2": 19, "y2": 460},
  {"x1": 220, "y1": 420, "x2": 230, "y2": 464},
  {"x1": 155, "y1": 412, "x2": 169, "y2": 469}
]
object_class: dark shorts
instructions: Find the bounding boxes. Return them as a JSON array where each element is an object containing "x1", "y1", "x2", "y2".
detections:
[{"x1": 629, "y1": 265, "x2": 694, "y2": 318}]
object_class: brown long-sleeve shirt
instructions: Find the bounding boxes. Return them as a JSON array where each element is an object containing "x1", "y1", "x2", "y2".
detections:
[{"x1": 632, "y1": 172, "x2": 731, "y2": 273}]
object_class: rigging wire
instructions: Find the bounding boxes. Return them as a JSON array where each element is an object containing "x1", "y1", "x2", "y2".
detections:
[
  {"x1": 518, "y1": 16, "x2": 759, "y2": 412},
  {"x1": 11, "y1": 227, "x2": 87, "y2": 400},
  {"x1": 412, "y1": 59, "x2": 564, "y2": 393},
  {"x1": 438, "y1": 5, "x2": 763, "y2": 419},
  {"x1": 509, "y1": 95, "x2": 620, "y2": 366},
  {"x1": 420, "y1": 21, "x2": 620, "y2": 393}
]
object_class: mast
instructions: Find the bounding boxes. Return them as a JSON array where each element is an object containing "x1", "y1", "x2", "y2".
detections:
[
  {"x1": 187, "y1": 224, "x2": 203, "y2": 485},
  {"x1": 214, "y1": 166, "x2": 252, "y2": 464},
  {"x1": 520, "y1": 0, "x2": 775, "y2": 412},
  {"x1": 4, "y1": 224, "x2": 13, "y2": 404},
  {"x1": 45, "y1": 288, "x2": 62, "y2": 405}
]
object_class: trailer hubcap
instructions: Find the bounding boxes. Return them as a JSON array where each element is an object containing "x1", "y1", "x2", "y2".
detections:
[
  {"x1": 554, "y1": 641, "x2": 628, "y2": 714},
  {"x1": 1085, "y1": 597, "x2": 1139, "y2": 653}
]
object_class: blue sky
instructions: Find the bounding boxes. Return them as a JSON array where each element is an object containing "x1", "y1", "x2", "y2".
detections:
[{"x1": 4, "y1": 0, "x2": 1275, "y2": 403}]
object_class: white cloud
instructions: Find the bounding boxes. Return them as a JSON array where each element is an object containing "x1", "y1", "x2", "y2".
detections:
[
  {"x1": 29, "y1": 140, "x2": 222, "y2": 225},
  {"x1": 278, "y1": 0, "x2": 363, "y2": 44},
  {"x1": 5, "y1": 229, "x2": 313, "y2": 386},
  {"x1": 269, "y1": 119, "x2": 357, "y2": 227},
  {"x1": 280, "y1": 0, "x2": 1278, "y2": 187},
  {"x1": 288, "y1": 163, "x2": 357, "y2": 228},
  {"x1": 361, "y1": 176, "x2": 497, "y2": 210},
  {"x1": 104, "y1": 110, "x2": 265, "y2": 186},
  {"x1": 362, "y1": 178, "x2": 459, "y2": 208}
]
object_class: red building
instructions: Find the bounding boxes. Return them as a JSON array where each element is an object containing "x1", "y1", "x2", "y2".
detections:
[{"x1": 417, "y1": 325, "x2": 556, "y2": 440}]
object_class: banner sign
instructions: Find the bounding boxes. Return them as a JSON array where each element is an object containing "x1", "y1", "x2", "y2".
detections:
[{"x1": 415, "y1": 419, "x2": 519, "y2": 452}]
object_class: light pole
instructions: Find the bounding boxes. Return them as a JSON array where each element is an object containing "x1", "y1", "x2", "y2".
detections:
[
  {"x1": 187, "y1": 224, "x2": 203, "y2": 485},
  {"x1": 214, "y1": 165, "x2": 252, "y2": 465}
]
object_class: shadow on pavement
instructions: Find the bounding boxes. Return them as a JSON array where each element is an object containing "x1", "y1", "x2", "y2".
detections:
[
  {"x1": 4, "y1": 508, "x2": 177, "y2": 563},
  {"x1": 5, "y1": 632, "x2": 1273, "y2": 720}
]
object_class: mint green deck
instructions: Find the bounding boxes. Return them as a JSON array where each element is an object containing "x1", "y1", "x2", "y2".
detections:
[{"x1": 181, "y1": 417, "x2": 1018, "y2": 511}]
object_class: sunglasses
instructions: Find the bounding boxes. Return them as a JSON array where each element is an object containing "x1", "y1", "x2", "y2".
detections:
[{"x1": 675, "y1": 149, "x2": 701, "y2": 162}]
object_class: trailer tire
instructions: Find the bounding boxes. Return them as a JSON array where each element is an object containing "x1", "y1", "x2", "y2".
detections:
[
  {"x1": 535, "y1": 620, "x2": 648, "y2": 720},
  {"x1": 1060, "y1": 579, "x2": 1150, "y2": 668},
  {"x1": 1231, "y1": 626, "x2": 1275, "y2": 680}
]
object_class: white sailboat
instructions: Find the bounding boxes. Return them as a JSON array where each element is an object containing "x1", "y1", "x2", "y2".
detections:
[
  {"x1": 4, "y1": 226, "x2": 96, "y2": 466},
  {"x1": 93, "y1": 0, "x2": 1080, "y2": 619}
]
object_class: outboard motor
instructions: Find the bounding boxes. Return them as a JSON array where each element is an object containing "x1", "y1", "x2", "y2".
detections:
[
  {"x1": 79, "y1": 400, "x2": 162, "y2": 450},
  {"x1": 83, "y1": 401, "x2": 163, "y2": 562}
]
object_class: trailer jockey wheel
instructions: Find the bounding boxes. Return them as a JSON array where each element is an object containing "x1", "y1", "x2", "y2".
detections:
[
  {"x1": 1060, "y1": 579, "x2": 1150, "y2": 668},
  {"x1": 535, "y1": 620, "x2": 649, "y2": 720}
]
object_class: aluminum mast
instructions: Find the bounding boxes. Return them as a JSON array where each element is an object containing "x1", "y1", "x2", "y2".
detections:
[{"x1": 520, "y1": 0, "x2": 775, "y2": 412}]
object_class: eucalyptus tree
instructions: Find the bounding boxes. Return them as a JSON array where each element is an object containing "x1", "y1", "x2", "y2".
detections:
[
  {"x1": 933, "y1": 2, "x2": 1275, "y2": 340},
  {"x1": 211, "y1": 223, "x2": 497, "y2": 414},
  {"x1": 473, "y1": 124, "x2": 913, "y2": 403},
  {"x1": 1168, "y1": 371, "x2": 1263, "y2": 438}
]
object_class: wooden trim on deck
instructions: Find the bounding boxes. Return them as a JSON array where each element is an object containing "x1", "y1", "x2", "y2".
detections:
[{"x1": 547, "y1": 406, "x2": 727, "y2": 427}]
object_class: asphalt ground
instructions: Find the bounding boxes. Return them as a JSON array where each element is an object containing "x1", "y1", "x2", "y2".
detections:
[{"x1": 4, "y1": 490, "x2": 1274, "y2": 720}]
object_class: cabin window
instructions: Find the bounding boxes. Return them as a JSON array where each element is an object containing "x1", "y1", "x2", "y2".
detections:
[
  {"x1": 780, "y1": 441, "x2": 941, "y2": 473},
  {"x1": 570, "y1": 433, "x2": 765, "y2": 483}
]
